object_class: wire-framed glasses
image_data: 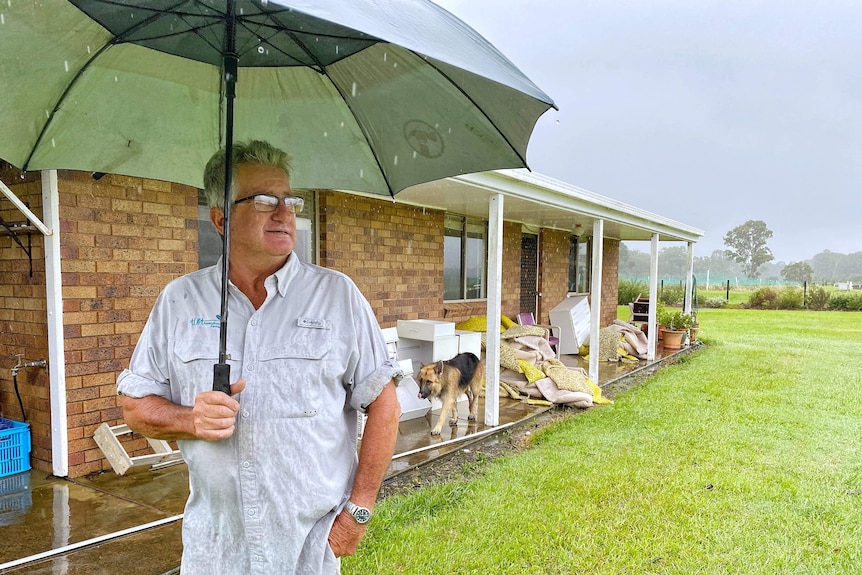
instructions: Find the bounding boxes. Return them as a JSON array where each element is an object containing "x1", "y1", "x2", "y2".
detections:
[{"x1": 233, "y1": 194, "x2": 304, "y2": 213}]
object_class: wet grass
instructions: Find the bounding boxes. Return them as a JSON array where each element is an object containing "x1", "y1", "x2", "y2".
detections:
[{"x1": 343, "y1": 309, "x2": 862, "y2": 574}]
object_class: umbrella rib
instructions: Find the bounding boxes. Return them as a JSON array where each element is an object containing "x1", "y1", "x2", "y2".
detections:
[
  {"x1": 311, "y1": 57, "x2": 398, "y2": 197},
  {"x1": 414, "y1": 52, "x2": 531, "y2": 169},
  {"x1": 21, "y1": 0, "x2": 201, "y2": 172},
  {"x1": 21, "y1": 40, "x2": 115, "y2": 173},
  {"x1": 234, "y1": 19, "x2": 322, "y2": 70}
]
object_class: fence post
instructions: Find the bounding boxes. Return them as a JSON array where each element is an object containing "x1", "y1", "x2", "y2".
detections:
[{"x1": 726, "y1": 280, "x2": 730, "y2": 302}]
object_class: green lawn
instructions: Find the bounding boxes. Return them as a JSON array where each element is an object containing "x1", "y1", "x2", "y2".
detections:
[{"x1": 344, "y1": 308, "x2": 862, "y2": 574}]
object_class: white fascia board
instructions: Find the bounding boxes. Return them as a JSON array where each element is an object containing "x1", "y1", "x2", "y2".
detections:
[{"x1": 454, "y1": 170, "x2": 704, "y2": 242}]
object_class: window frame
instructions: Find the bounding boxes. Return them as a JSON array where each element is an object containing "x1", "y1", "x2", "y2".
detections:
[{"x1": 443, "y1": 214, "x2": 488, "y2": 302}]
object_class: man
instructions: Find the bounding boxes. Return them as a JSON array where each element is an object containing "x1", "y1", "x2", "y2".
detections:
[{"x1": 117, "y1": 140, "x2": 402, "y2": 574}]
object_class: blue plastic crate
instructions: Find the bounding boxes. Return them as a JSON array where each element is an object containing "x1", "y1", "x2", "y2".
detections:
[{"x1": 0, "y1": 418, "x2": 31, "y2": 478}]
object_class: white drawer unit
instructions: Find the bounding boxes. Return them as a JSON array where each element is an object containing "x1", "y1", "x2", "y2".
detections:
[
  {"x1": 455, "y1": 330, "x2": 482, "y2": 357},
  {"x1": 397, "y1": 334, "x2": 458, "y2": 373},
  {"x1": 396, "y1": 319, "x2": 455, "y2": 341},
  {"x1": 548, "y1": 293, "x2": 591, "y2": 354}
]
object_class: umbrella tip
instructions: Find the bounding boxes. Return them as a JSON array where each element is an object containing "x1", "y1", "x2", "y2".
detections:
[{"x1": 92, "y1": 172, "x2": 106, "y2": 181}]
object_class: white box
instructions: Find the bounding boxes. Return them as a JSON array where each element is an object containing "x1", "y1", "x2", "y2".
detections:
[
  {"x1": 548, "y1": 294, "x2": 591, "y2": 354},
  {"x1": 395, "y1": 375, "x2": 432, "y2": 421},
  {"x1": 455, "y1": 330, "x2": 482, "y2": 357},
  {"x1": 396, "y1": 319, "x2": 455, "y2": 341},
  {"x1": 396, "y1": 335, "x2": 458, "y2": 374}
]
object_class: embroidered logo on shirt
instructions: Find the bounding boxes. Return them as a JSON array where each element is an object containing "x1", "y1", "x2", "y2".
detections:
[
  {"x1": 190, "y1": 315, "x2": 220, "y2": 328},
  {"x1": 298, "y1": 317, "x2": 327, "y2": 329}
]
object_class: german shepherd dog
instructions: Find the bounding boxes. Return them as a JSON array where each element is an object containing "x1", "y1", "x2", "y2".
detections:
[{"x1": 417, "y1": 352, "x2": 485, "y2": 435}]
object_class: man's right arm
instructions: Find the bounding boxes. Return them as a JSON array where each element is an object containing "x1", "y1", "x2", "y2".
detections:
[{"x1": 122, "y1": 379, "x2": 246, "y2": 441}]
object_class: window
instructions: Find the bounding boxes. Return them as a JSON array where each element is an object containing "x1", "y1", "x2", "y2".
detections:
[
  {"x1": 569, "y1": 235, "x2": 590, "y2": 293},
  {"x1": 197, "y1": 189, "x2": 316, "y2": 268},
  {"x1": 444, "y1": 214, "x2": 487, "y2": 300}
]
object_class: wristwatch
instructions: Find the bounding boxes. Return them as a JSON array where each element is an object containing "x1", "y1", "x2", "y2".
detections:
[{"x1": 345, "y1": 500, "x2": 372, "y2": 524}]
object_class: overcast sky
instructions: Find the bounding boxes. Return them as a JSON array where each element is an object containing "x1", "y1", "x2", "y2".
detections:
[{"x1": 432, "y1": 0, "x2": 861, "y2": 263}]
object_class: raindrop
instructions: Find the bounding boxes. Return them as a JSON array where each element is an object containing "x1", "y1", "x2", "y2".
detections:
[
  {"x1": 340, "y1": 121, "x2": 344, "y2": 128},
  {"x1": 1, "y1": 14, "x2": 4, "y2": 24},
  {"x1": 114, "y1": 76, "x2": 118, "y2": 82},
  {"x1": 64, "y1": 60, "x2": 69, "y2": 72},
  {"x1": 323, "y1": 131, "x2": 327, "y2": 138},
  {"x1": 257, "y1": 46, "x2": 264, "y2": 54},
  {"x1": 555, "y1": 120, "x2": 560, "y2": 125},
  {"x1": 335, "y1": 45, "x2": 340, "y2": 55},
  {"x1": 393, "y1": 62, "x2": 398, "y2": 69},
  {"x1": 51, "y1": 138, "x2": 56, "y2": 148},
  {"x1": 351, "y1": 82, "x2": 357, "y2": 97},
  {"x1": 359, "y1": 169, "x2": 364, "y2": 178},
  {"x1": 412, "y1": 151, "x2": 417, "y2": 159},
  {"x1": 87, "y1": 45, "x2": 91, "y2": 54},
  {"x1": 383, "y1": 53, "x2": 387, "y2": 62},
  {"x1": 393, "y1": 155, "x2": 398, "y2": 166},
  {"x1": 45, "y1": 110, "x2": 50, "y2": 118}
]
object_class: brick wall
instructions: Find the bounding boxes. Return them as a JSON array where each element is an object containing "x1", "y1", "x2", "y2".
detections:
[
  {"x1": 538, "y1": 229, "x2": 570, "y2": 325},
  {"x1": 0, "y1": 166, "x2": 49, "y2": 469},
  {"x1": 319, "y1": 195, "x2": 526, "y2": 328},
  {"x1": 318, "y1": 191, "x2": 445, "y2": 326},
  {"x1": 600, "y1": 238, "x2": 620, "y2": 326},
  {"x1": 0, "y1": 167, "x2": 198, "y2": 476},
  {"x1": 2, "y1": 165, "x2": 623, "y2": 477}
]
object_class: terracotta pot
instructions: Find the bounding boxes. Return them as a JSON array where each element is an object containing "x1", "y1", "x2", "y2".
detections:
[
  {"x1": 662, "y1": 329, "x2": 685, "y2": 350},
  {"x1": 690, "y1": 324, "x2": 699, "y2": 342}
]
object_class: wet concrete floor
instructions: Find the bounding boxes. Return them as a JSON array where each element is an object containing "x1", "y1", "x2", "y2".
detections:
[{"x1": 0, "y1": 347, "x2": 684, "y2": 574}]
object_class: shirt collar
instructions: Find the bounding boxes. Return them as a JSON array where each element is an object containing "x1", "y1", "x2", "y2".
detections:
[
  {"x1": 273, "y1": 253, "x2": 299, "y2": 298},
  {"x1": 213, "y1": 253, "x2": 299, "y2": 299}
]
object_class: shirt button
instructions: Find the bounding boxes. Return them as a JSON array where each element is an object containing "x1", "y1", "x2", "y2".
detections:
[
  {"x1": 247, "y1": 508, "x2": 256, "y2": 517},
  {"x1": 242, "y1": 461, "x2": 250, "y2": 468},
  {"x1": 251, "y1": 320, "x2": 257, "y2": 326},
  {"x1": 242, "y1": 411, "x2": 250, "y2": 418},
  {"x1": 246, "y1": 364, "x2": 254, "y2": 372}
]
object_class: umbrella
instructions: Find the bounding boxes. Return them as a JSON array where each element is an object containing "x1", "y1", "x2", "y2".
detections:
[{"x1": 0, "y1": 0, "x2": 556, "y2": 392}]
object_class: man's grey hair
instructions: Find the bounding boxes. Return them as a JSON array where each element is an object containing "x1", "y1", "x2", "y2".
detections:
[{"x1": 202, "y1": 140, "x2": 292, "y2": 208}]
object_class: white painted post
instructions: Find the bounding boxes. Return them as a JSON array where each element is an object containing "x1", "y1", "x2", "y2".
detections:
[
  {"x1": 484, "y1": 194, "x2": 503, "y2": 427},
  {"x1": 588, "y1": 219, "x2": 604, "y2": 384},
  {"x1": 647, "y1": 233, "x2": 659, "y2": 361},
  {"x1": 684, "y1": 241, "x2": 694, "y2": 315},
  {"x1": 42, "y1": 170, "x2": 69, "y2": 477}
]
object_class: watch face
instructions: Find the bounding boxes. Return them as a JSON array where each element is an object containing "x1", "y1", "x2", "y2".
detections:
[{"x1": 353, "y1": 507, "x2": 371, "y2": 524}]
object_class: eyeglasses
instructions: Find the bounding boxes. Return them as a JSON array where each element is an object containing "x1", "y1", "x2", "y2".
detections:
[{"x1": 233, "y1": 194, "x2": 304, "y2": 214}]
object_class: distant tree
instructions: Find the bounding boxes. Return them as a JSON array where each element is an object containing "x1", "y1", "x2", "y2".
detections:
[
  {"x1": 658, "y1": 246, "x2": 689, "y2": 277},
  {"x1": 809, "y1": 250, "x2": 844, "y2": 282},
  {"x1": 723, "y1": 220, "x2": 774, "y2": 278},
  {"x1": 781, "y1": 261, "x2": 814, "y2": 283}
]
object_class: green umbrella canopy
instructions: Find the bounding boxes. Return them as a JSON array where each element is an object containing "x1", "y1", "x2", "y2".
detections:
[{"x1": 0, "y1": 0, "x2": 555, "y2": 195}]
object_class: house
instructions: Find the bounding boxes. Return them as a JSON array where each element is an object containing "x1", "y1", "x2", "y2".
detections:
[{"x1": 1, "y1": 163, "x2": 703, "y2": 478}]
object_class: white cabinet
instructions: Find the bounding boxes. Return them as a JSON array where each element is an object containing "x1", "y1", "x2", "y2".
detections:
[
  {"x1": 397, "y1": 335, "x2": 458, "y2": 373},
  {"x1": 548, "y1": 294, "x2": 591, "y2": 354},
  {"x1": 396, "y1": 319, "x2": 455, "y2": 341},
  {"x1": 455, "y1": 330, "x2": 482, "y2": 357}
]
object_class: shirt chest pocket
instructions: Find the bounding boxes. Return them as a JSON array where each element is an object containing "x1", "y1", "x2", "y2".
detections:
[
  {"x1": 173, "y1": 337, "x2": 243, "y2": 405},
  {"x1": 254, "y1": 333, "x2": 333, "y2": 419}
]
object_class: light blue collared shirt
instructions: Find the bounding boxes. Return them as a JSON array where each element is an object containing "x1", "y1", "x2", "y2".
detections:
[{"x1": 118, "y1": 255, "x2": 400, "y2": 574}]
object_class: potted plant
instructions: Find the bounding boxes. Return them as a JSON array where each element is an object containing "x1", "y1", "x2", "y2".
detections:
[
  {"x1": 689, "y1": 310, "x2": 700, "y2": 342},
  {"x1": 658, "y1": 308, "x2": 693, "y2": 350}
]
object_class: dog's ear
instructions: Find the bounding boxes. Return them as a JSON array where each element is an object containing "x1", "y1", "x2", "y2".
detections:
[{"x1": 436, "y1": 361, "x2": 444, "y2": 375}]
